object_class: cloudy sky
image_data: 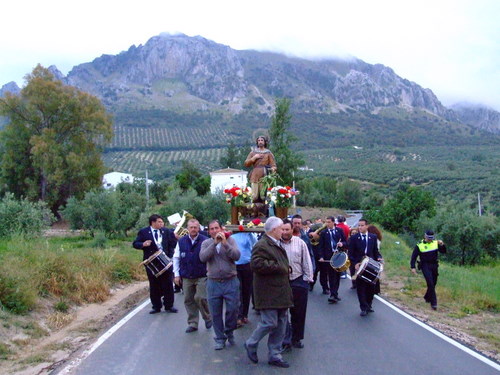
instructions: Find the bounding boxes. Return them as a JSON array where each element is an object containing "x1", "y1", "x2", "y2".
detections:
[{"x1": 1, "y1": 0, "x2": 499, "y2": 110}]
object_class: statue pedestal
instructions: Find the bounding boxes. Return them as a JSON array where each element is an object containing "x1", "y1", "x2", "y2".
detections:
[
  {"x1": 275, "y1": 207, "x2": 288, "y2": 219},
  {"x1": 230, "y1": 206, "x2": 239, "y2": 225}
]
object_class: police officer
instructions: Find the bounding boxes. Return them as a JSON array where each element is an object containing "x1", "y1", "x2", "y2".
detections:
[{"x1": 410, "y1": 230, "x2": 447, "y2": 310}]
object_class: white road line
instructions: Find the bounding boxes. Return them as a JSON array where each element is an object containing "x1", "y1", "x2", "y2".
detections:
[
  {"x1": 61, "y1": 280, "x2": 499, "y2": 373},
  {"x1": 58, "y1": 299, "x2": 150, "y2": 374},
  {"x1": 373, "y1": 290, "x2": 500, "y2": 371}
]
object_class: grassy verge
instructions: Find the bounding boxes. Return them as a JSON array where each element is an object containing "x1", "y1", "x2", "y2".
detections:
[
  {"x1": 380, "y1": 230, "x2": 499, "y2": 357},
  {"x1": 0, "y1": 235, "x2": 145, "y2": 315}
]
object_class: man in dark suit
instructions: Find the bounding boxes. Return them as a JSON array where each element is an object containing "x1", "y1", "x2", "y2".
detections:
[
  {"x1": 348, "y1": 218, "x2": 383, "y2": 316},
  {"x1": 319, "y1": 216, "x2": 346, "y2": 303},
  {"x1": 133, "y1": 214, "x2": 178, "y2": 314}
]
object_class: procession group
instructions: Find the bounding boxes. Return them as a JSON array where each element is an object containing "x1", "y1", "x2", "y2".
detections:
[{"x1": 133, "y1": 213, "x2": 401, "y2": 368}]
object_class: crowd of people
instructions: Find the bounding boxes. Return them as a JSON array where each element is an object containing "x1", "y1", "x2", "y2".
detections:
[{"x1": 133, "y1": 213, "x2": 444, "y2": 368}]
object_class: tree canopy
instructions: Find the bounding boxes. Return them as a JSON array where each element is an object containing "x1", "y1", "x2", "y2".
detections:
[
  {"x1": 269, "y1": 98, "x2": 304, "y2": 185},
  {"x1": 0, "y1": 65, "x2": 113, "y2": 214}
]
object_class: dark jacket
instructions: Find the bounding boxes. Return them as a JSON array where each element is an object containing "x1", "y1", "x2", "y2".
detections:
[
  {"x1": 319, "y1": 227, "x2": 346, "y2": 260},
  {"x1": 133, "y1": 227, "x2": 177, "y2": 260},
  {"x1": 348, "y1": 232, "x2": 382, "y2": 265},
  {"x1": 410, "y1": 240, "x2": 446, "y2": 268},
  {"x1": 178, "y1": 234, "x2": 208, "y2": 279},
  {"x1": 251, "y1": 234, "x2": 293, "y2": 310}
]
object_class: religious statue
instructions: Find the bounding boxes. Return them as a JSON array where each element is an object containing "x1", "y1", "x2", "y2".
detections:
[{"x1": 244, "y1": 135, "x2": 277, "y2": 203}]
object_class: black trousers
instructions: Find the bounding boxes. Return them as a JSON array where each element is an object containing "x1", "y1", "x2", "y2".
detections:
[
  {"x1": 237, "y1": 263, "x2": 253, "y2": 319},
  {"x1": 327, "y1": 265, "x2": 341, "y2": 298},
  {"x1": 284, "y1": 278, "x2": 309, "y2": 344},
  {"x1": 314, "y1": 260, "x2": 330, "y2": 291},
  {"x1": 290, "y1": 281, "x2": 309, "y2": 342},
  {"x1": 356, "y1": 278, "x2": 376, "y2": 312},
  {"x1": 349, "y1": 262, "x2": 357, "y2": 287},
  {"x1": 421, "y1": 262, "x2": 439, "y2": 306},
  {"x1": 147, "y1": 268, "x2": 174, "y2": 310}
]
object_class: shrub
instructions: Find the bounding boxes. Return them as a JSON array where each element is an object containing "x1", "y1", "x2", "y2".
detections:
[
  {"x1": 367, "y1": 186, "x2": 436, "y2": 233},
  {"x1": 158, "y1": 184, "x2": 229, "y2": 227},
  {"x1": 0, "y1": 193, "x2": 55, "y2": 238},
  {"x1": 63, "y1": 189, "x2": 147, "y2": 236},
  {"x1": 416, "y1": 201, "x2": 500, "y2": 265}
]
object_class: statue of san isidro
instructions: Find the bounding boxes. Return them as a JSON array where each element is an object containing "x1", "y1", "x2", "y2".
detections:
[{"x1": 244, "y1": 136, "x2": 277, "y2": 203}]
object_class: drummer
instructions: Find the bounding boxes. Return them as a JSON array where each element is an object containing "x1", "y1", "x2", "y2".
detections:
[
  {"x1": 347, "y1": 218, "x2": 383, "y2": 317},
  {"x1": 318, "y1": 216, "x2": 347, "y2": 304},
  {"x1": 133, "y1": 214, "x2": 178, "y2": 314}
]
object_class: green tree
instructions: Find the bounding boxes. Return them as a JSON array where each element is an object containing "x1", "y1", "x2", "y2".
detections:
[
  {"x1": 335, "y1": 179, "x2": 362, "y2": 209},
  {"x1": 0, "y1": 65, "x2": 113, "y2": 214},
  {"x1": 368, "y1": 186, "x2": 436, "y2": 233},
  {"x1": 269, "y1": 98, "x2": 304, "y2": 185},
  {"x1": 219, "y1": 140, "x2": 251, "y2": 170},
  {"x1": 175, "y1": 161, "x2": 210, "y2": 196}
]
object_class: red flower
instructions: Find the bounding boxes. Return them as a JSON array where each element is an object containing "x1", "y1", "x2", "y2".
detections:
[{"x1": 238, "y1": 225, "x2": 245, "y2": 231}]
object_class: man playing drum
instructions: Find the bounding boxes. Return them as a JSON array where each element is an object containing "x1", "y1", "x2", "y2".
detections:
[
  {"x1": 133, "y1": 214, "x2": 178, "y2": 314},
  {"x1": 348, "y1": 218, "x2": 383, "y2": 317}
]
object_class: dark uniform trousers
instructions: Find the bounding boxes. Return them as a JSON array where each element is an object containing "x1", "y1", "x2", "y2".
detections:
[
  {"x1": 421, "y1": 262, "x2": 439, "y2": 306},
  {"x1": 236, "y1": 263, "x2": 253, "y2": 319},
  {"x1": 356, "y1": 278, "x2": 376, "y2": 312},
  {"x1": 147, "y1": 268, "x2": 174, "y2": 310},
  {"x1": 284, "y1": 277, "x2": 309, "y2": 344}
]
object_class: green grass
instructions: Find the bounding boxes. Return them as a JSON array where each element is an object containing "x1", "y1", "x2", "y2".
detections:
[
  {"x1": 380, "y1": 229, "x2": 500, "y2": 313},
  {"x1": 0, "y1": 236, "x2": 145, "y2": 314}
]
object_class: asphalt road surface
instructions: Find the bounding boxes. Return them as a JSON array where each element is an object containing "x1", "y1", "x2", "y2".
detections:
[{"x1": 61, "y1": 279, "x2": 498, "y2": 375}]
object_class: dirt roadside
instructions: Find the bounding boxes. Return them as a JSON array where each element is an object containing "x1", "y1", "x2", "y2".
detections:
[{"x1": 2, "y1": 282, "x2": 149, "y2": 375}]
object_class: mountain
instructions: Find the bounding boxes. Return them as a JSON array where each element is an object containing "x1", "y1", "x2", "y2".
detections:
[
  {"x1": 0, "y1": 81, "x2": 21, "y2": 97},
  {"x1": 3, "y1": 33, "x2": 499, "y2": 151},
  {"x1": 451, "y1": 103, "x2": 500, "y2": 134},
  {"x1": 65, "y1": 33, "x2": 456, "y2": 118}
]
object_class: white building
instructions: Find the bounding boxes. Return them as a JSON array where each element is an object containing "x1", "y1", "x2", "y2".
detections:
[
  {"x1": 209, "y1": 168, "x2": 248, "y2": 194},
  {"x1": 102, "y1": 171, "x2": 153, "y2": 190}
]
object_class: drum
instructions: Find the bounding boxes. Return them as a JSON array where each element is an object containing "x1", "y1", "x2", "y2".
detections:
[
  {"x1": 330, "y1": 251, "x2": 350, "y2": 272},
  {"x1": 140, "y1": 250, "x2": 172, "y2": 278},
  {"x1": 353, "y1": 256, "x2": 383, "y2": 284}
]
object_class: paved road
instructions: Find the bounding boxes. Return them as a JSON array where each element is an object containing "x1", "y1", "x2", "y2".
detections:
[
  {"x1": 346, "y1": 213, "x2": 362, "y2": 229},
  {"x1": 61, "y1": 280, "x2": 498, "y2": 375}
]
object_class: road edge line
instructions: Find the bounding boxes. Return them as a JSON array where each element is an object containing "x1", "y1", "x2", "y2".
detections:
[
  {"x1": 374, "y1": 294, "x2": 500, "y2": 370},
  {"x1": 57, "y1": 298, "x2": 150, "y2": 374}
]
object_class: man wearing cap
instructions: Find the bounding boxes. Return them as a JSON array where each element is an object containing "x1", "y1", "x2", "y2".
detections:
[
  {"x1": 410, "y1": 230, "x2": 447, "y2": 310},
  {"x1": 244, "y1": 217, "x2": 293, "y2": 368}
]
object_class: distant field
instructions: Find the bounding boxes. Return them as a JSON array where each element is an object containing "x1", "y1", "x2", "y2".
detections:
[
  {"x1": 108, "y1": 125, "x2": 234, "y2": 150},
  {"x1": 103, "y1": 144, "x2": 499, "y2": 212},
  {"x1": 103, "y1": 148, "x2": 225, "y2": 176}
]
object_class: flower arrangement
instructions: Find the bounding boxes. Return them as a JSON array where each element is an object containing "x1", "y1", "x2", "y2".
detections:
[
  {"x1": 266, "y1": 185, "x2": 298, "y2": 208},
  {"x1": 223, "y1": 185, "x2": 252, "y2": 207}
]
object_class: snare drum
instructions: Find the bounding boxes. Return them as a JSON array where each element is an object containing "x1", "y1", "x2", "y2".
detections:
[
  {"x1": 330, "y1": 251, "x2": 351, "y2": 272},
  {"x1": 140, "y1": 250, "x2": 172, "y2": 278},
  {"x1": 353, "y1": 256, "x2": 383, "y2": 284}
]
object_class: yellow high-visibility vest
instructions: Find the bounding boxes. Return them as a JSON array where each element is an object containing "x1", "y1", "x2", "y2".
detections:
[{"x1": 417, "y1": 240, "x2": 438, "y2": 253}]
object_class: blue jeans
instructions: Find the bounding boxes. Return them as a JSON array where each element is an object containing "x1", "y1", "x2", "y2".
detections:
[
  {"x1": 207, "y1": 277, "x2": 240, "y2": 344},
  {"x1": 245, "y1": 308, "x2": 288, "y2": 361}
]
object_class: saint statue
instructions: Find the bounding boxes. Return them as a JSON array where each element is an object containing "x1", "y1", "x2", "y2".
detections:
[{"x1": 244, "y1": 136, "x2": 277, "y2": 203}]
